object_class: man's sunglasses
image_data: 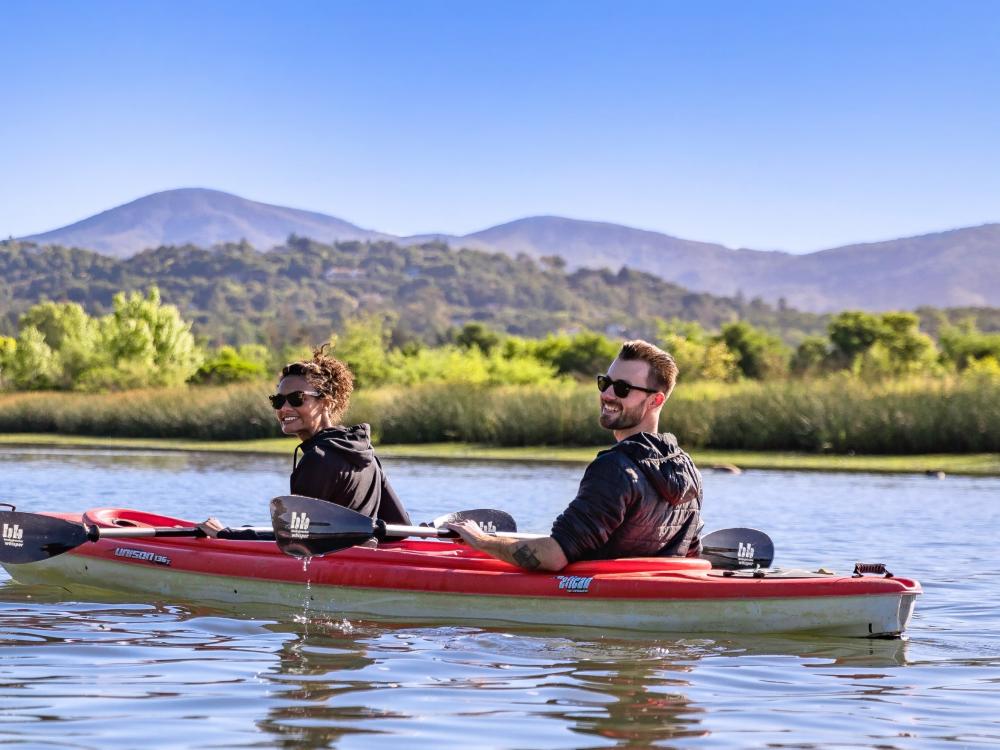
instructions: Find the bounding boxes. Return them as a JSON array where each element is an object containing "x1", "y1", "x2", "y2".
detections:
[
  {"x1": 268, "y1": 390, "x2": 321, "y2": 409},
  {"x1": 597, "y1": 374, "x2": 659, "y2": 398}
]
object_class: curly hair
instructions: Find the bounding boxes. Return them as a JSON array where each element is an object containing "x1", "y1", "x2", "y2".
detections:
[{"x1": 280, "y1": 344, "x2": 354, "y2": 419}]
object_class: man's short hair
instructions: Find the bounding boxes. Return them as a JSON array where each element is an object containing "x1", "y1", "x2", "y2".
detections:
[{"x1": 618, "y1": 339, "x2": 678, "y2": 398}]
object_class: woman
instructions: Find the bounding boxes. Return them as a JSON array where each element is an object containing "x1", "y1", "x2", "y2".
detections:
[
  {"x1": 271, "y1": 345, "x2": 410, "y2": 524},
  {"x1": 202, "y1": 346, "x2": 410, "y2": 537}
]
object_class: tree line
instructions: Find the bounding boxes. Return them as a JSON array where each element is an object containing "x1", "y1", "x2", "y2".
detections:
[{"x1": 1, "y1": 290, "x2": 997, "y2": 392}]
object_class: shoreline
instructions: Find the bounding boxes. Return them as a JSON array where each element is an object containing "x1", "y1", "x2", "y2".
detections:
[{"x1": 1, "y1": 433, "x2": 998, "y2": 476}]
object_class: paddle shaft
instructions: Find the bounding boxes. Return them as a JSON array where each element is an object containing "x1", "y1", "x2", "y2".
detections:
[
  {"x1": 383, "y1": 524, "x2": 543, "y2": 542},
  {"x1": 84, "y1": 525, "x2": 273, "y2": 542},
  {"x1": 92, "y1": 522, "x2": 537, "y2": 544}
]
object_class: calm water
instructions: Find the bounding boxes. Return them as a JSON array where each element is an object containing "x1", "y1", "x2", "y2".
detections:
[{"x1": 1, "y1": 447, "x2": 999, "y2": 749}]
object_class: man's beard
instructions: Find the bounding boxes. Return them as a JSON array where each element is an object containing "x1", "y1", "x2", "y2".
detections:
[{"x1": 599, "y1": 399, "x2": 645, "y2": 431}]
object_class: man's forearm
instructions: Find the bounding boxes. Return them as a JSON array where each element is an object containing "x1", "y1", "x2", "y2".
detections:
[{"x1": 474, "y1": 535, "x2": 569, "y2": 572}]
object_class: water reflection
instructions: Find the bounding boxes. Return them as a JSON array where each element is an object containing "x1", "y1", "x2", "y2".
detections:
[
  {"x1": 0, "y1": 583, "x2": 960, "y2": 750},
  {"x1": 245, "y1": 614, "x2": 912, "y2": 749}
]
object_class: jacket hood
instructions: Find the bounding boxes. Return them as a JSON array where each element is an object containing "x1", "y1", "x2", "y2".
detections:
[
  {"x1": 298, "y1": 424, "x2": 375, "y2": 468},
  {"x1": 607, "y1": 432, "x2": 701, "y2": 507}
]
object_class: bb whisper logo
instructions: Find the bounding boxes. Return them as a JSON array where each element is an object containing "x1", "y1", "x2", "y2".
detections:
[
  {"x1": 290, "y1": 511, "x2": 311, "y2": 539},
  {"x1": 737, "y1": 541, "x2": 755, "y2": 566},
  {"x1": 3, "y1": 523, "x2": 24, "y2": 549}
]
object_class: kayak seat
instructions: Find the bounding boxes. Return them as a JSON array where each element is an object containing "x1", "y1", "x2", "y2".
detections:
[{"x1": 82, "y1": 507, "x2": 194, "y2": 529}]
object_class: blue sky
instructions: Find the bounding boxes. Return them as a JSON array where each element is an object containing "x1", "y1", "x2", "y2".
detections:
[{"x1": 2, "y1": 0, "x2": 998, "y2": 252}]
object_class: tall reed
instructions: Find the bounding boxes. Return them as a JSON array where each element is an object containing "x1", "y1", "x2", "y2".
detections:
[
  {"x1": 0, "y1": 384, "x2": 278, "y2": 440},
  {"x1": 1, "y1": 375, "x2": 997, "y2": 453}
]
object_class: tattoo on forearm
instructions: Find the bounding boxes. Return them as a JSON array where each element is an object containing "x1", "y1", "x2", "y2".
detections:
[{"x1": 512, "y1": 543, "x2": 542, "y2": 570}]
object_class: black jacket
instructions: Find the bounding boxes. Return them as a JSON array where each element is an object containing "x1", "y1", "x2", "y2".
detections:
[
  {"x1": 550, "y1": 432, "x2": 702, "y2": 563},
  {"x1": 291, "y1": 424, "x2": 411, "y2": 525}
]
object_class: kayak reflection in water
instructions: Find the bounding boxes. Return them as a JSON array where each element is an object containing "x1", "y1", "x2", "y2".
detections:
[
  {"x1": 201, "y1": 345, "x2": 411, "y2": 537},
  {"x1": 446, "y1": 339, "x2": 702, "y2": 572}
]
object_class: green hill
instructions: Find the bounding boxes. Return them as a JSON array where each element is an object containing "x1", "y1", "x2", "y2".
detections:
[{"x1": 0, "y1": 238, "x2": 826, "y2": 348}]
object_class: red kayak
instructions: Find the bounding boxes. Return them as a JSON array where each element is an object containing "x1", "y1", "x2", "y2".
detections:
[{"x1": 0, "y1": 507, "x2": 921, "y2": 637}]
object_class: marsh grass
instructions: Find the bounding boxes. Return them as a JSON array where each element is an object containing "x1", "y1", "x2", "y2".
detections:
[
  {"x1": 0, "y1": 384, "x2": 277, "y2": 440},
  {"x1": 0, "y1": 375, "x2": 997, "y2": 453}
]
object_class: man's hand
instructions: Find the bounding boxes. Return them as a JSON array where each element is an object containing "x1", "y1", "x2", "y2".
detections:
[
  {"x1": 442, "y1": 519, "x2": 492, "y2": 546},
  {"x1": 442, "y1": 520, "x2": 569, "y2": 572}
]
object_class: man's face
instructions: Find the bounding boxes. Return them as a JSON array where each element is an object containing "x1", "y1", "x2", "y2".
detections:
[{"x1": 598, "y1": 358, "x2": 658, "y2": 431}]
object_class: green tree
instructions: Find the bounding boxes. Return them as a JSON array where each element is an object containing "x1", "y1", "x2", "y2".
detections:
[
  {"x1": 85, "y1": 288, "x2": 202, "y2": 389},
  {"x1": 873, "y1": 312, "x2": 937, "y2": 376},
  {"x1": 655, "y1": 319, "x2": 738, "y2": 382},
  {"x1": 483, "y1": 349, "x2": 559, "y2": 384},
  {"x1": 533, "y1": 330, "x2": 620, "y2": 378},
  {"x1": 17, "y1": 301, "x2": 102, "y2": 386},
  {"x1": 193, "y1": 344, "x2": 270, "y2": 384},
  {"x1": 0, "y1": 335, "x2": 18, "y2": 388},
  {"x1": 8, "y1": 326, "x2": 61, "y2": 389},
  {"x1": 827, "y1": 310, "x2": 937, "y2": 378},
  {"x1": 790, "y1": 335, "x2": 830, "y2": 377},
  {"x1": 715, "y1": 321, "x2": 790, "y2": 379},
  {"x1": 453, "y1": 322, "x2": 501, "y2": 354},
  {"x1": 331, "y1": 314, "x2": 394, "y2": 388},
  {"x1": 828, "y1": 311, "x2": 883, "y2": 366},
  {"x1": 7, "y1": 302, "x2": 105, "y2": 389},
  {"x1": 939, "y1": 320, "x2": 1000, "y2": 371}
]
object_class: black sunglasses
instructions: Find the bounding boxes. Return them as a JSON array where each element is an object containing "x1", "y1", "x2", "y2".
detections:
[
  {"x1": 268, "y1": 390, "x2": 321, "y2": 409},
  {"x1": 597, "y1": 374, "x2": 660, "y2": 398}
]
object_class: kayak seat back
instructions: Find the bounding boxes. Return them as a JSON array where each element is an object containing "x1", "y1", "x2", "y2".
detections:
[{"x1": 83, "y1": 507, "x2": 198, "y2": 529}]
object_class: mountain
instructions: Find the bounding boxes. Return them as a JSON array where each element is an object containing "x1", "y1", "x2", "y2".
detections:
[
  {"x1": 0, "y1": 238, "x2": 827, "y2": 348},
  {"x1": 766, "y1": 226, "x2": 1000, "y2": 311},
  {"x1": 21, "y1": 188, "x2": 387, "y2": 258},
  {"x1": 468, "y1": 218, "x2": 1000, "y2": 313},
  {"x1": 463, "y1": 216, "x2": 784, "y2": 295},
  {"x1": 17, "y1": 188, "x2": 1000, "y2": 312}
]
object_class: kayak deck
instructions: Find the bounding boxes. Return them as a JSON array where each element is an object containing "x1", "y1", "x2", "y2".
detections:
[{"x1": 1, "y1": 508, "x2": 922, "y2": 637}]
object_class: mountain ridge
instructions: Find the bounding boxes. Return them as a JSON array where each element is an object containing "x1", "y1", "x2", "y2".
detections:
[{"x1": 18, "y1": 188, "x2": 1000, "y2": 312}]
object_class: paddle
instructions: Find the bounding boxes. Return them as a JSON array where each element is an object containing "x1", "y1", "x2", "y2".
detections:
[
  {"x1": 701, "y1": 527, "x2": 774, "y2": 569},
  {"x1": 0, "y1": 509, "x2": 224, "y2": 564},
  {"x1": 271, "y1": 495, "x2": 775, "y2": 569},
  {"x1": 218, "y1": 507, "x2": 517, "y2": 541},
  {"x1": 271, "y1": 495, "x2": 541, "y2": 557},
  {"x1": 0, "y1": 505, "x2": 521, "y2": 564},
  {"x1": 429, "y1": 508, "x2": 517, "y2": 533}
]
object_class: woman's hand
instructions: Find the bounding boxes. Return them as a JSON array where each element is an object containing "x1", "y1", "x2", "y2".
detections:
[{"x1": 197, "y1": 517, "x2": 226, "y2": 538}]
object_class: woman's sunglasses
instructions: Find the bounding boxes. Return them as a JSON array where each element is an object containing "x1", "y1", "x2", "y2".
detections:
[
  {"x1": 268, "y1": 390, "x2": 321, "y2": 409},
  {"x1": 596, "y1": 374, "x2": 660, "y2": 399}
]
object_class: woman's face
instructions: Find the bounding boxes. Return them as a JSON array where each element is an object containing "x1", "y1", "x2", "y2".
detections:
[{"x1": 272, "y1": 374, "x2": 333, "y2": 441}]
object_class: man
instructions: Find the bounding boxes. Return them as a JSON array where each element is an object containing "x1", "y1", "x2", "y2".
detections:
[{"x1": 445, "y1": 339, "x2": 702, "y2": 571}]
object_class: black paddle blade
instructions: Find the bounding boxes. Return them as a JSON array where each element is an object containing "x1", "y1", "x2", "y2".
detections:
[
  {"x1": 270, "y1": 495, "x2": 378, "y2": 558},
  {"x1": 701, "y1": 527, "x2": 774, "y2": 569},
  {"x1": 430, "y1": 509, "x2": 518, "y2": 533},
  {"x1": 0, "y1": 512, "x2": 91, "y2": 563}
]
